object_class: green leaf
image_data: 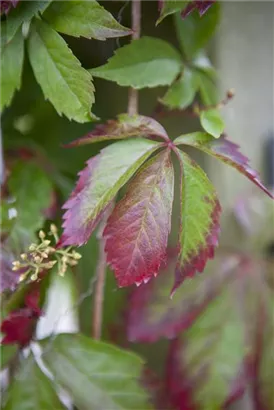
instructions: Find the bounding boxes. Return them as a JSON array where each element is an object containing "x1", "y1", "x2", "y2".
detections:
[
  {"x1": 197, "y1": 71, "x2": 219, "y2": 105},
  {"x1": 42, "y1": 333, "x2": 151, "y2": 410},
  {"x1": 174, "y1": 288, "x2": 245, "y2": 409},
  {"x1": 3, "y1": 1, "x2": 50, "y2": 44},
  {"x1": 3, "y1": 354, "x2": 65, "y2": 410},
  {"x1": 200, "y1": 109, "x2": 225, "y2": 138},
  {"x1": 1, "y1": 28, "x2": 24, "y2": 110},
  {"x1": 2, "y1": 160, "x2": 53, "y2": 249},
  {"x1": 60, "y1": 138, "x2": 162, "y2": 246},
  {"x1": 157, "y1": 1, "x2": 187, "y2": 25},
  {"x1": 43, "y1": 0, "x2": 131, "y2": 40},
  {"x1": 175, "y1": 3, "x2": 220, "y2": 58},
  {"x1": 173, "y1": 149, "x2": 221, "y2": 292},
  {"x1": 91, "y1": 36, "x2": 182, "y2": 89},
  {"x1": 160, "y1": 68, "x2": 198, "y2": 110},
  {"x1": 28, "y1": 19, "x2": 96, "y2": 123},
  {"x1": 0, "y1": 345, "x2": 17, "y2": 370}
]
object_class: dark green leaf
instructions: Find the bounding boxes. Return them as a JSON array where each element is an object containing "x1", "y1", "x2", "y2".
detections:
[
  {"x1": 3, "y1": 1, "x2": 50, "y2": 44},
  {"x1": 1, "y1": 28, "x2": 24, "y2": 110},
  {"x1": 160, "y1": 68, "x2": 198, "y2": 110},
  {"x1": 200, "y1": 109, "x2": 225, "y2": 138},
  {"x1": 0, "y1": 345, "x2": 17, "y2": 369},
  {"x1": 43, "y1": 0, "x2": 131, "y2": 40},
  {"x1": 175, "y1": 3, "x2": 220, "y2": 58},
  {"x1": 42, "y1": 333, "x2": 151, "y2": 410},
  {"x1": 3, "y1": 354, "x2": 65, "y2": 410},
  {"x1": 28, "y1": 19, "x2": 96, "y2": 123},
  {"x1": 91, "y1": 36, "x2": 182, "y2": 89}
]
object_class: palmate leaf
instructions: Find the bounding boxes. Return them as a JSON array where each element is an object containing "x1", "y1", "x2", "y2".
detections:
[
  {"x1": 28, "y1": 19, "x2": 96, "y2": 123},
  {"x1": 173, "y1": 149, "x2": 221, "y2": 292},
  {"x1": 1, "y1": 26, "x2": 24, "y2": 110},
  {"x1": 90, "y1": 36, "x2": 182, "y2": 89},
  {"x1": 42, "y1": 333, "x2": 151, "y2": 410},
  {"x1": 103, "y1": 150, "x2": 174, "y2": 287},
  {"x1": 174, "y1": 133, "x2": 274, "y2": 199},
  {"x1": 60, "y1": 138, "x2": 162, "y2": 246},
  {"x1": 43, "y1": 0, "x2": 131, "y2": 40},
  {"x1": 128, "y1": 253, "x2": 241, "y2": 342},
  {"x1": 65, "y1": 114, "x2": 169, "y2": 147},
  {"x1": 3, "y1": 354, "x2": 65, "y2": 410},
  {"x1": 2, "y1": 0, "x2": 50, "y2": 44}
]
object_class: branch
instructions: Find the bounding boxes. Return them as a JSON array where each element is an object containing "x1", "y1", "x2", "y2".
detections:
[
  {"x1": 128, "y1": 0, "x2": 141, "y2": 116},
  {"x1": 92, "y1": 204, "x2": 114, "y2": 340}
]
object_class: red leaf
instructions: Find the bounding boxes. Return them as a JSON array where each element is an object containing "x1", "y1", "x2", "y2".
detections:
[
  {"x1": 65, "y1": 114, "x2": 169, "y2": 147},
  {"x1": 1, "y1": 309, "x2": 37, "y2": 347},
  {"x1": 104, "y1": 150, "x2": 174, "y2": 287},
  {"x1": 60, "y1": 138, "x2": 161, "y2": 246},
  {"x1": 127, "y1": 253, "x2": 241, "y2": 342},
  {"x1": 181, "y1": 1, "x2": 215, "y2": 18},
  {"x1": 174, "y1": 133, "x2": 274, "y2": 200}
]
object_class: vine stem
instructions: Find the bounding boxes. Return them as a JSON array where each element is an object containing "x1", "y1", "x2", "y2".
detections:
[
  {"x1": 92, "y1": 204, "x2": 114, "y2": 340},
  {"x1": 128, "y1": 0, "x2": 141, "y2": 116}
]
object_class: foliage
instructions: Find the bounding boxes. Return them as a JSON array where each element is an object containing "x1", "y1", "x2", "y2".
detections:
[{"x1": 1, "y1": 1, "x2": 273, "y2": 409}]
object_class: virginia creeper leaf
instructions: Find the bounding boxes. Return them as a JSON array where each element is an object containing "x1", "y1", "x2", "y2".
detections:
[
  {"x1": 60, "y1": 138, "x2": 162, "y2": 246},
  {"x1": 65, "y1": 114, "x2": 169, "y2": 147},
  {"x1": 174, "y1": 3, "x2": 220, "y2": 58},
  {"x1": 200, "y1": 109, "x2": 225, "y2": 138},
  {"x1": 28, "y1": 19, "x2": 96, "y2": 123},
  {"x1": 3, "y1": 354, "x2": 65, "y2": 410},
  {"x1": 43, "y1": 0, "x2": 131, "y2": 40},
  {"x1": 157, "y1": 1, "x2": 187, "y2": 25},
  {"x1": 197, "y1": 70, "x2": 219, "y2": 105},
  {"x1": 90, "y1": 36, "x2": 182, "y2": 89},
  {"x1": 2, "y1": 1, "x2": 50, "y2": 44},
  {"x1": 160, "y1": 68, "x2": 198, "y2": 110},
  {"x1": 167, "y1": 288, "x2": 245, "y2": 410},
  {"x1": 0, "y1": 345, "x2": 17, "y2": 370},
  {"x1": 173, "y1": 149, "x2": 221, "y2": 292},
  {"x1": 181, "y1": 0, "x2": 216, "y2": 18},
  {"x1": 1, "y1": 27, "x2": 24, "y2": 110},
  {"x1": 42, "y1": 333, "x2": 151, "y2": 410},
  {"x1": 174, "y1": 133, "x2": 274, "y2": 199},
  {"x1": 103, "y1": 150, "x2": 174, "y2": 287},
  {"x1": 128, "y1": 253, "x2": 241, "y2": 342}
]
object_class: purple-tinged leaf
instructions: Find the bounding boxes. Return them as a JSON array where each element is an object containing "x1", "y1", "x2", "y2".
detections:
[
  {"x1": 181, "y1": 1, "x2": 215, "y2": 18},
  {"x1": 104, "y1": 150, "x2": 174, "y2": 288},
  {"x1": 174, "y1": 133, "x2": 274, "y2": 199},
  {"x1": 173, "y1": 149, "x2": 221, "y2": 292},
  {"x1": 60, "y1": 138, "x2": 162, "y2": 247},
  {"x1": 128, "y1": 253, "x2": 241, "y2": 342},
  {"x1": 65, "y1": 114, "x2": 169, "y2": 147}
]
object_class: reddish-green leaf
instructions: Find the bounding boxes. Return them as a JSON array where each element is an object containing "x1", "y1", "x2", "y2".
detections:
[
  {"x1": 128, "y1": 253, "x2": 241, "y2": 342},
  {"x1": 167, "y1": 286, "x2": 245, "y2": 410},
  {"x1": 65, "y1": 114, "x2": 169, "y2": 147},
  {"x1": 174, "y1": 133, "x2": 274, "y2": 199},
  {"x1": 103, "y1": 150, "x2": 174, "y2": 287},
  {"x1": 173, "y1": 149, "x2": 221, "y2": 292},
  {"x1": 60, "y1": 138, "x2": 162, "y2": 246}
]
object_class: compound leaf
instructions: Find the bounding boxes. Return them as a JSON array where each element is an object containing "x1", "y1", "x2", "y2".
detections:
[{"x1": 200, "y1": 109, "x2": 225, "y2": 138}]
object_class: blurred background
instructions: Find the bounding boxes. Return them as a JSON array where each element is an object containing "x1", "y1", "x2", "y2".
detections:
[{"x1": 1, "y1": 1, "x2": 274, "y2": 408}]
